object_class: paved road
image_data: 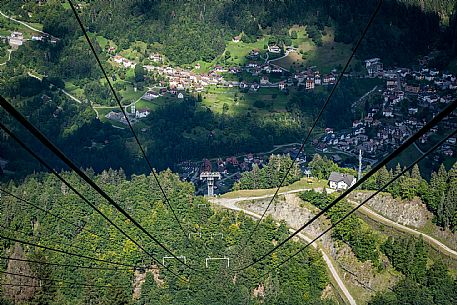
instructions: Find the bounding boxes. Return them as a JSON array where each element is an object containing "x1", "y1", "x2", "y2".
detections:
[
  {"x1": 27, "y1": 72, "x2": 83, "y2": 104},
  {"x1": 210, "y1": 190, "x2": 357, "y2": 305},
  {"x1": 211, "y1": 188, "x2": 457, "y2": 303},
  {"x1": 351, "y1": 86, "x2": 378, "y2": 111},
  {"x1": 0, "y1": 10, "x2": 45, "y2": 34},
  {"x1": 412, "y1": 142, "x2": 425, "y2": 155},
  {"x1": 215, "y1": 189, "x2": 457, "y2": 258},
  {"x1": 347, "y1": 198, "x2": 457, "y2": 259}
]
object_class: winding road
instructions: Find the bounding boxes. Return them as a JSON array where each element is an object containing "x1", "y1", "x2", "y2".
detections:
[
  {"x1": 210, "y1": 190, "x2": 357, "y2": 305},
  {"x1": 210, "y1": 187, "x2": 457, "y2": 304},
  {"x1": 347, "y1": 198, "x2": 457, "y2": 259},
  {"x1": 27, "y1": 72, "x2": 83, "y2": 104},
  {"x1": 213, "y1": 189, "x2": 457, "y2": 259},
  {"x1": 0, "y1": 10, "x2": 45, "y2": 34}
]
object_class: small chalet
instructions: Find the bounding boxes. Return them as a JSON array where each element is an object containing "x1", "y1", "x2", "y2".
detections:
[
  {"x1": 232, "y1": 36, "x2": 241, "y2": 43},
  {"x1": 142, "y1": 91, "x2": 160, "y2": 100},
  {"x1": 365, "y1": 58, "x2": 383, "y2": 77},
  {"x1": 135, "y1": 109, "x2": 150, "y2": 119},
  {"x1": 305, "y1": 79, "x2": 315, "y2": 90},
  {"x1": 9, "y1": 31, "x2": 23, "y2": 49},
  {"x1": 268, "y1": 45, "x2": 281, "y2": 53},
  {"x1": 260, "y1": 75, "x2": 269, "y2": 85},
  {"x1": 328, "y1": 172, "x2": 356, "y2": 190}
]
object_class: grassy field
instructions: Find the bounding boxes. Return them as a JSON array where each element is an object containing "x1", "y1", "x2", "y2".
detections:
[
  {"x1": 289, "y1": 25, "x2": 314, "y2": 52},
  {"x1": 85, "y1": 32, "x2": 112, "y2": 49},
  {"x1": 192, "y1": 60, "x2": 214, "y2": 74},
  {"x1": 202, "y1": 85, "x2": 293, "y2": 116},
  {"x1": 0, "y1": 13, "x2": 43, "y2": 39},
  {"x1": 64, "y1": 81, "x2": 85, "y2": 99},
  {"x1": 270, "y1": 26, "x2": 360, "y2": 73},
  {"x1": 221, "y1": 177, "x2": 328, "y2": 199},
  {"x1": 119, "y1": 41, "x2": 148, "y2": 62},
  {"x1": 224, "y1": 37, "x2": 269, "y2": 66},
  {"x1": 119, "y1": 86, "x2": 145, "y2": 104}
]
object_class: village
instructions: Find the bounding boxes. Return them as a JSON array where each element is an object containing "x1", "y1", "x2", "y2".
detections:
[
  {"x1": 2, "y1": 28, "x2": 456, "y2": 194},
  {"x1": 317, "y1": 57, "x2": 457, "y2": 165},
  {"x1": 167, "y1": 54, "x2": 457, "y2": 194}
]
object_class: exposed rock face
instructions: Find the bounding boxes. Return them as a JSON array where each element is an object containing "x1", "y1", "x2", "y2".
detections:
[
  {"x1": 3, "y1": 243, "x2": 38, "y2": 303},
  {"x1": 351, "y1": 191, "x2": 430, "y2": 228},
  {"x1": 336, "y1": 245, "x2": 399, "y2": 297},
  {"x1": 253, "y1": 283, "x2": 265, "y2": 299},
  {"x1": 241, "y1": 194, "x2": 336, "y2": 254},
  {"x1": 132, "y1": 266, "x2": 164, "y2": 300},
  {"x1": 350, "y1": 191, "x2": 457, "y2": 248},
  {"x1": 239, "y1": 194, "x2": 399, "y2": 302}
]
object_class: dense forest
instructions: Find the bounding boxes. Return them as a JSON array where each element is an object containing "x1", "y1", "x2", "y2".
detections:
[
  {"x1": 299, "y1": 190, "x2": 382, "y2": 266},
  {"x1": 233, "y1": 155, "x2": 302, "y2": 190},
  {"x1": 0, "y1": 170, "x2": 333, "y2": 304},
  {"x1": 364, "y1": 162, "x2": 457, "y2": 231},
  {"x1": 370, "y1": 237, "x2": 457, "y2": 305},
  {"x1": 0, "y1": 0, "x2": 455, "y2": 66}
]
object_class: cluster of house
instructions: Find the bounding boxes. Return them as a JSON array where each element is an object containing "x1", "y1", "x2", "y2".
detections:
[
  {"x1": 112, "y1": 55, "x2": 136, "y2": 69},
  {"x1": 317, "y1": 58, "x2": 457, "y2": 161},
  {"x1": 3, "y1": 31, "x2": 59, "y2": 50},
  {"x1": 178, "y1": 153, "x2": 271, "y2": 184},
  {"x1": 238, "y1": 64, "x2": 338, "y2": 93},
  {"x1": 143, "y1": 65, "x2": 225, "y2": 93},
  {"x1": 142, "y1": 88, "x2": 185, "y2": 101},
  {"x1": 215, "y1": 153, "x2": 266, "y2": 174},
  {"x1": 110, "y1": 48, "x2": 339, "y2": 94},
  {"x1": 105, "y1": 104, "x2": 150, "y2": 124}
]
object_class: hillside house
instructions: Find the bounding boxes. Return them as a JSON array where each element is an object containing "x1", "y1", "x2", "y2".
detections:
[
  {"x1": 142, "y1": 91, "x2": 160, "y2": 100},
  {"x1": 8, "y1": 31, "x2": 23, "y2": 49},
  {"x1": 135, "y1": 109, "x2": 150, "y2": 118},
  {"x1": 250, "y1": 83, "x2": 260, "y2": 92},
  {"x1": 365, "y1": 58, "x2": 383, "y2": 77},
  {"x1": 305, "y1": 79, "x2": 315, "y2": 90},
  {"x1": 260, "y1": 76, "x2": 269, "y2": 85},
  {"x1": 268, "y1": 45, "x2": 281, "y2": 53},
  {"x1": 328, "y1": 172, "x2": 356, "y2": 190},
  {"x1": 150, "y1": 53, "x2": 163, "y2": 63}
]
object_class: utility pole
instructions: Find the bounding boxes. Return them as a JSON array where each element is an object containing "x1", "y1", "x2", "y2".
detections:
[
  {"x1": 358, "y1": 149, "x2": 362, "y2": 181},
  {"x1": 200, "y1": 172, "x2": 221, "y2": 196}
]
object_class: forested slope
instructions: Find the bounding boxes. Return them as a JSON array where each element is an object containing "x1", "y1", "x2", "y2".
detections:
[
  {"x1": 1, "y1": 0, "x2": 455, "y2": 66},
  {"x1": 0, "y1": 170, "x2": 334, "y2": 305}
]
